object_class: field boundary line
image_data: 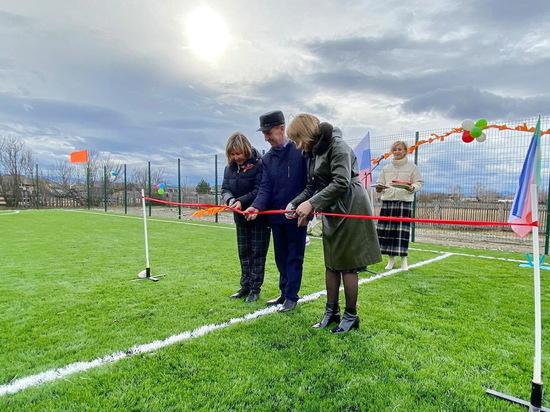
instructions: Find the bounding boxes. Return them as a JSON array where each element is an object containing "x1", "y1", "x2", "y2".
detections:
[
  {"x1": 0, "y1": 210, "x2": 20, "y2": 216},
  {"x1": 410, "y1": 247, "x2": 527, "y2": 263},
  {"x1": 0, "y1": 253, "x2": 454, "y2": 397},
  {"x1": 60, "y1": 209, "x2": 236, "y2": 230}
]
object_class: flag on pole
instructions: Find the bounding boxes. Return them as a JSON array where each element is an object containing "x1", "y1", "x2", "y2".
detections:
[
  {"x1": 353, "y1": 132, "x2": 372, "y2": 188},
  {"x1": 70, "y1": 150, "x2": 89, "y2": 163},
  {"x1": 508, "y1": 116, "x2": 541, "y2": 237}
]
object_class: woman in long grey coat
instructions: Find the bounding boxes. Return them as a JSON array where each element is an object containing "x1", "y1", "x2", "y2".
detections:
[{"x1": 286, "y1": 114, "x2": 381, "y2": 334}]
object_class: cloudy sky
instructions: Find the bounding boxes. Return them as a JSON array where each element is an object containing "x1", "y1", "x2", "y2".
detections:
[{"x1": 1, "y1": 0, "x2": 549, "y2": 185}]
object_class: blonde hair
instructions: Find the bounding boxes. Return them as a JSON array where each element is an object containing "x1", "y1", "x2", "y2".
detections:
[
  {"x1": 225, "y1": 132, "x2": 253, "y2": 164},
  {"x1": 391, "y1": 140, "x2": 408, "y2": 152},
  {"x1": 286, "y1": 113, "x2": 320, "y2": 151}
]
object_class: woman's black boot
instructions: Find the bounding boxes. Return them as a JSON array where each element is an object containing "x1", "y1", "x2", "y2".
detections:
[
  {"x1": 330, "y1": 308, "x2": 359, "y2": 334},
  {"x1": 312, "y1": 303, "x2": 340, "y2": 328}
]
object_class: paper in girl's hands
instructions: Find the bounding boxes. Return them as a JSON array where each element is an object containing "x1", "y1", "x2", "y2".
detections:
[{"x1": 390, "y1": 180, "x2": 412, "y2": 189}]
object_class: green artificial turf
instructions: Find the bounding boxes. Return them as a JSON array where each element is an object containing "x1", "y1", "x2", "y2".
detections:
[{"x1": 0, "y1": 209, "x2": 547, "y2": 411}]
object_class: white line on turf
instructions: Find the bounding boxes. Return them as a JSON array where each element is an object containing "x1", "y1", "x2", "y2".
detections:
[
  {"x1": 0, "y1": 210, "x2": 20, "y2": 216},
  {"x1": 0, "y1": 253, "x2": 455, "y2": 397},
  {"x1": 61, "y1": 209, "x2": 236, "y2": 230},
  {"x1": 410, "y1": 247, "x2": 527, "y2": 263}
]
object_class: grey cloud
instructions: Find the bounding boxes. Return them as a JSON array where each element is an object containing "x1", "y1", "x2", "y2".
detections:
[
  {"x1": 402, "y1": 86, "x2": 550, "y2": 120},
  {"x1": 474, "y1": 0, "x2": 550, "y2": 24},
  {"x1": 0, "y1": 93, "x2": 131, "y2": 129},
  {"x1": 0, "y1": 10, "x2": 31, "y2": 29}
]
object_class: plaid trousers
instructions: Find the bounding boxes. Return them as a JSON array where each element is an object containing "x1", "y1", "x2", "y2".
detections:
[{"x1": 236, "y1": 223, "x2": 271, "y2": 293}]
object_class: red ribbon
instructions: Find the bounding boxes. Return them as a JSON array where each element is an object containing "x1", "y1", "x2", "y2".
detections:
[{"x1": 142, "y1": 196, "x2": 537, "y2": 227}]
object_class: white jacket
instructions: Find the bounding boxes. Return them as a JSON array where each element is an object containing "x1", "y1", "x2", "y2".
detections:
[{"x1": 376, "y1": 157, "x2": 424, "y2": 202}]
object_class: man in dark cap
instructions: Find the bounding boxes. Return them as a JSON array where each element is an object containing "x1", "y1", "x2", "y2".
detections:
[{"x1": 244, "y1": 110, "x2": 308, "y2": 312}]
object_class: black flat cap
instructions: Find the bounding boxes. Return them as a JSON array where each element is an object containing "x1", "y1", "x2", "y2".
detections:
[{"x1": 257, "y1": 110, "x2": 285, "y2": 131}]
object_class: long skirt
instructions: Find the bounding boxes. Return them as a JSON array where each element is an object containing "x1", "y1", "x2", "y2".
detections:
[{"x1": 377, "y1": 201, "x2": 412, "y2": 257}]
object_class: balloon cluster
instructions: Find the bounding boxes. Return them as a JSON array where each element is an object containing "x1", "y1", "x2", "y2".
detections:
[
  {"x1": 461, "y1": 119, "x2": 488, "y2": 143},
  {"x1": 156, "y1": 183, "x2": 166, "y2": 195}
]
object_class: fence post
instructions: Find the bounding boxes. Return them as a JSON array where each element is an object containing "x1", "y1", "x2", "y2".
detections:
[
  {"x1": 147, "y1": 161, "x2": 152, "y2": 217},
  {"x1": 35, "y1": 164, "x2": 39, "y2": 210},
  {"x1": 124, "y1": 164, "x2": 128, "y2": 214},
  {"x1": 412, "y1": 131, "x2": 419, "y2": 242},
  {"x1": 87, "y1": 165, "x2": 91, "y2": 209},
  {"x1": 103, "y1": 166, "x2": 107, "y2": 212},
  {"x1": 178, "y1": 158, "x2": 182, "y2": 219},
  {"x1": 545, "y1": 171, "x2": 550, "y2": 255},
  {"x1": 215, "y1": 154, "x2": 219, "y2": 223}
]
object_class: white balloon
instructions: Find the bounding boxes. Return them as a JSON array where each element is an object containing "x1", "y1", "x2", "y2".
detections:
[
  {"x1": 477, "y1": 133, "x2": 487, "y2": 142},
  {"x1": 461, "y1": 119, "x2": 475, "y2": 131}
]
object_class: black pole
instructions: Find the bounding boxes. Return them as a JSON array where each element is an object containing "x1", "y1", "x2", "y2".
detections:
[
  {"x1": 215, "y1": 154, "x2": 219, "y2": 223},
  {"x1": 124, "y1": 164, "x2": 127, "y2": 215},
  {"x1": 148, "y1": 161, "x2": 151, "y2": 217},
  {"x1": 35, "y1": 164, "x2": 39, "y2": 210},
  {"x1": 411, "y1": 131, "x2": 419, "y2": 243},
  {"x1": 178, "y1": 158, "x2": 182, "y2": 219},
  {"x1": 544, "y1": 168, "x2": 550, "y2": 255},
  {"x1": 531, "y1": 381, "x2": 543, "y2": 409},
  {"x1": 87, "y1": 164, "x2": 91, "y2": 210},
  {"x1": 104, "y1": 165, "x2": 107, "y2": 212}
]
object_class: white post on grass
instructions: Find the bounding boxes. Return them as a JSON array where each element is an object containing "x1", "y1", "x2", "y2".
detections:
[
  {"x1": 141, "y1": 189, "x2": 150, "y2": 270},
  {"x1": 530, "y1": 183, "x2": 542, "y2": 384}
]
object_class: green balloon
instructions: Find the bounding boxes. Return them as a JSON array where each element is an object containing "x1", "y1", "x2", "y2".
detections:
[
  {"x1": 470, "y1": 126, "x2": 482, "y2": 138},
  {"x1": 474, "y1": 119, "x2": 487, "y2": 128},
  {"x1": 157, "y1": 188, "x2": 165, "y2": 195}
]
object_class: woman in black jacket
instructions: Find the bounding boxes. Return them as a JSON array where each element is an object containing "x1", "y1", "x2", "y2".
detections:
[{"x1": 221, "y1": 132, "x2": 271, "y2": 303}]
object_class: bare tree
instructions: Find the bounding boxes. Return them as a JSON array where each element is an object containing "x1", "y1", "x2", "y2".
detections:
[
  {"x1": 129, "y1": 165, "x2": 168, "y2": 192},
  {"x1": 0, "y1": 136, "x2": 35, "y2": 207},
  {"x1": 473, "y1": 182, "x2": 499, "y2": 202},
  {"x1": 448, "y1": 184, "x2": 462, "y2": 202},
  {"x1": 47, "y1": 159, "x2": 88, "y2": 206},
  {"x1": 44, "y1": 151, "x2": 125, "y2": 207}
]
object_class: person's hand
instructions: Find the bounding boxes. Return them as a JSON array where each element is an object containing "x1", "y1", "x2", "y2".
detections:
[
  {"x1": 295, "y1": 201, "x2": 313, "y2": 218},
  {"x1": 297, "y1": 216, "x2": 309, "y2": 227},
  {"x1": 405, "y1": 185, "x2": 414, "y2": 193},
  {"x1": 232, "y1": 200, "x2": 242, "y2": 210},
  {"x1": 375, "y1": 184, "x2": 387, "y2": 193},
  {"x1": 284, "y1": 203, "x2": 296, "y2": 219},
  {"x1": 244, "y1": 206, "x2": 259, "y2": 221}
]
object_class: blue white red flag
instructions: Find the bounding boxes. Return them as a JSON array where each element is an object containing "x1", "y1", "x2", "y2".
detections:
[
  {"x1": 508, "y1": 116, "x2": 541, "y2": 237},
  {"x1": 353, "y1": 132, "x2": 372, "y2": 188}
]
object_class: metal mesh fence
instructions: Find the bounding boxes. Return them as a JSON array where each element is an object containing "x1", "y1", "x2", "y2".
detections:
[
  {"x1": 346, "y1": 115, "x2": 550, "y2": 253},
  {"x1": 3, "y1": 116, "x2": 548, "y2": 252}
]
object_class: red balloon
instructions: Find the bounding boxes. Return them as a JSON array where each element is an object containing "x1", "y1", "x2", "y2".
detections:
[{"x1": 462, "y1": 131, "x2": 474, "y2": 143}]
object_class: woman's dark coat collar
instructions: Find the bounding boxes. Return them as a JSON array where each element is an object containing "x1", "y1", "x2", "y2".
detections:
[{"x1": 308, "y1": 122, "x2": 334, "y2": 157}]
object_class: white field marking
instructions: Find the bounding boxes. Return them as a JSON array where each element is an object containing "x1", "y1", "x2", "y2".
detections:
[
  {"x1": 60, "y1": 209, "x2": 235, "y2": 230},
  {"x1": 409, "y1": 247, "x2": 527, "y2": 264},
  {"x1": 0, "y1": 210, "x2": 20, "y2": 216},
  {"x1": 0, "y1": 253, "x2": 455, "y2": 397},
  {"x1": 299, "y1": 253, "x2": 455, "y2": 302}
]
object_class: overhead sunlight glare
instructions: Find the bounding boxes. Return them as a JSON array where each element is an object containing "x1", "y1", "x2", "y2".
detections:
[{"x1": 185, "y1": 7, "x2": 229, "y2": 61}]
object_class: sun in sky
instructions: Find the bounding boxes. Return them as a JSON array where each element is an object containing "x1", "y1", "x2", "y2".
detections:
[{"x1": 185, "y1": 6, "x2": 229, "y2": 61}]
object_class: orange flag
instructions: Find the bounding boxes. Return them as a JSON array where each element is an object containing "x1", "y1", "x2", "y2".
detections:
[{"x1": 70, "y1": 150, "x2": 88, "y2": 163}]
